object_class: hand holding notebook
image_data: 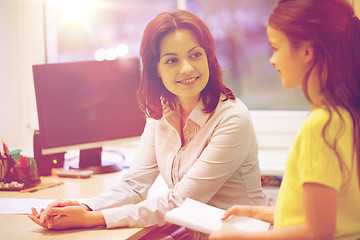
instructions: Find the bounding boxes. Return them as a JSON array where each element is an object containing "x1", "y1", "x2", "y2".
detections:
[{"x1": 165, "y1": 198, "x2": 270, "y2": 235}]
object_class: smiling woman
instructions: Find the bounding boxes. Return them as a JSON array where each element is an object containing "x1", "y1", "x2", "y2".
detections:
[
  {"x1": 28, "y1": 9, "x2": 266, "y2": 240},
  {"x1": 157, "y1": 29, "x2": 210, "y2": 114}
]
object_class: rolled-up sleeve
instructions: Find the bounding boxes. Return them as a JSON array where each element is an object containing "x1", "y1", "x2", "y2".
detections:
[{"x1": 84, "y1": 118, "x2": 162, "y2": 227}]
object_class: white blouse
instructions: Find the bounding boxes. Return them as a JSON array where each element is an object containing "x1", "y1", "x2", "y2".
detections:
[{"x1": 84, "y1": 97, "x2": 265, "y2": 228}]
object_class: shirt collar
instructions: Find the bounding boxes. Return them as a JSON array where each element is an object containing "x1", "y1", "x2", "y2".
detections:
[
  {"x1": 187, "y1": 100, "x2": 209, "y2": 128},
  {"x1": 163, "y1": 99, "x2": 211, "y2": 128}
]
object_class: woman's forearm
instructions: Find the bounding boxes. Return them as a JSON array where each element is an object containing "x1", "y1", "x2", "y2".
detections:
[
  {"x1": 86, "y1": 211, "x2": 107, "y2": 228},
  {"x1": 254, "y1": 206, "x2": 275, "y2": 224}
]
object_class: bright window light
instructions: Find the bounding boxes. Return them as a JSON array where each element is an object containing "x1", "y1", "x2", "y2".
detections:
[
  {"x1": 48, "y1": 0, "x2": 99, "y2": 23},
  {"x1": 116, "y1": 44, "x2": 129, "y2": 57},
  {"x1": 94, "y1": 48, "x2": 106, "y2": 61},
  {"x1": 105, "y1": 48, "x2": 117, "y2": 60}
]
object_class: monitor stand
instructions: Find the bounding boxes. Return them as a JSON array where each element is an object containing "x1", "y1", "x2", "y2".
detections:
[{"x1": 70, "y1": 147, "x2": 122, "y2": 174}]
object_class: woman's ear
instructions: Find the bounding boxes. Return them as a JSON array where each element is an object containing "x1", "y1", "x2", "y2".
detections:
[{"x1": 303, "y1": 43, "x2": 314, "y2": 63}]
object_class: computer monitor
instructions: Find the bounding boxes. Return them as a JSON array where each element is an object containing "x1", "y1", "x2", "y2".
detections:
[{"x1": 33, "y1": 58, "x2": 146, "y2": 174}]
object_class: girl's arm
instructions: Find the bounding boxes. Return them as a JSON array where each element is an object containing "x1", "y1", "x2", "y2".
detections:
[
  {"x1": 221, "y1": 205, "x2": 275, "y2": 225},
  {"x1": 210, "y1": 182, "x2": 337, "y2": 240}
]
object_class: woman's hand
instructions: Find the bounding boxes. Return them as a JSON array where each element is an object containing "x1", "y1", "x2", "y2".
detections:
[
  {"x1": 28, "y1": 199, "x2": 105, "y2": 230},
  {"x1": 209, "y1": 223, "x2": 250, "y2": 240},
  {"x1": 209, "y1": 205, "x2": 275, "y2": 240},
  {"x1": 28, "y1": 199, "x2": 78, "y2": 229},
  {"x1": 28, "y1": 205, "x2": 105, "y2": 230},
  {"x1": 42, "y1": 199, "x2": 82, "y2": 227},
  {"x1": 28, "y1": 207, "x2": 48, "y2": 228},
  {"x1": 221, "y1": 205, "x2": 274, "y2": 224}
]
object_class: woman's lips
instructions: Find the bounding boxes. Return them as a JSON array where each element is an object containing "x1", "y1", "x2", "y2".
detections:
[{"x1": 176, "y1": 76, "x2": 199, "y2": 85}]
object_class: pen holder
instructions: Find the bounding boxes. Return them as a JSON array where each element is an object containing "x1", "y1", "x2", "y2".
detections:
[
  {"x1": 0, "y1": 150, "x2": 41, "y2": 190},
  {"x1": 15, "y1": 157, "x2": 41, "y2": 186}
]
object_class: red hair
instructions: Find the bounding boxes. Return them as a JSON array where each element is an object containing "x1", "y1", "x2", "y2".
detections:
[{"x1": 138, "y1": 10, "x2": 234, "y2": 120}]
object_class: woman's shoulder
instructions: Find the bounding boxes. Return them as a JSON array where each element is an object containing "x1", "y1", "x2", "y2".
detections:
[
  {"x1": 307, "y1": 107, "x2": 350, "y2": 124},
  {"x1": 302, "y1": 107, "x2": 352, "y2": 134},
  {"x1": 217, "y1": 96, "x2": 250, "y2": 116},
  {"x1": 210, "y1": 97, "x2": 254, "y2": 129},
  {"x1": 306, "y1": 108, "x2": 329, "y2": 124}
]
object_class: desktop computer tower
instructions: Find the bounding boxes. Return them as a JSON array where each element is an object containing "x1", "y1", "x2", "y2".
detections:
[{"x1": 33, "y1": 130, "x2": 65, "y2": 176}]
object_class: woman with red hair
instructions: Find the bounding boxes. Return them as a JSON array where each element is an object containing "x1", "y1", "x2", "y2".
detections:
[{"x1": 29, "y1": 10, "x2": 265, "y2": 238}]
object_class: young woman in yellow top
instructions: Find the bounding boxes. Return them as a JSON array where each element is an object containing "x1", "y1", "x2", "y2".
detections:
[{"x1": 210, "y1": 0, "x2": 360, "y2": 239}]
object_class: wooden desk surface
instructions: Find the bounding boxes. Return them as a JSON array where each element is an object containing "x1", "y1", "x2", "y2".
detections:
[
  {"x1": 0, "y1": 169, "x2": 155, "y2": 240},
  {"x1": 0, "y1": 139, "x2": 285, "y2": 240}
]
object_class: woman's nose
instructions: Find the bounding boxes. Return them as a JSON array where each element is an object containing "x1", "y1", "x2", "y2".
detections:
[
  {"x1": 180, "y1": 59, "x2": 194, "y2": 75},
  {"x1": 269, "y1": 55, "x2": 276, "y2": 67}
]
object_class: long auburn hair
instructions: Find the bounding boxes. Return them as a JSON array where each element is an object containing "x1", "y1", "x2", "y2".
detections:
[
  {"x1": 269, "y1": 0, "x2": 360, "y2": 188},
  {"x1": 137, "y1": 10, "x2": 235, "y2": 120}
]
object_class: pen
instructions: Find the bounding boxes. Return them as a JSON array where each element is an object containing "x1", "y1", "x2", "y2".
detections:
[
  {"x1": 20, "y1": 181, "x2": 64, "y2": 193},
  {"x1": 2, "y1": 139, "x2": 10, "y2": 158}
]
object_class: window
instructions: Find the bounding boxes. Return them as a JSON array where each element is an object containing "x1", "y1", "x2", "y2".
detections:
[
  {"x1": 45, "y1": 0, "x2": 308, "y2": 110},
  {"x1": 184, "y1": 0, "x2": 309, "y2": 151},
  {"x1": 187, "y1": 0, "x2": 309, "y2": 111},
  {"x1": 45, "y1": 0, "x2": 177, "y2": 63},
  {"x1": 44, "y1": 0, "x2": 310, "y2": 150}
]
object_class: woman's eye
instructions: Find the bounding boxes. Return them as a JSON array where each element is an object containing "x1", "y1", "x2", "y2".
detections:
[
  {"x1": 165, "y1": 58, "x2": 178, "y2": 64},
  {"x1": 190, "y1": 52, "x2": 202, "y2": 59}
]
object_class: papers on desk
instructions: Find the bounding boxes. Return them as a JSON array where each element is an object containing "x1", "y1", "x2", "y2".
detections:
[
  {"x1": 0, "y1": 198, "x2": 88, "y2": 214},
  {"x1": 165, "y1": 198, "x2": 270, "y2": 235}
]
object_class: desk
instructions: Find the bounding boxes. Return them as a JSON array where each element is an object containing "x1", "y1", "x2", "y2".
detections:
[
  {"x1": 0, "y1": 170, "x2": 156, "y2": 240},
  {"x1": 1, "y1": 139, "x2": 286, "y2": 240}
]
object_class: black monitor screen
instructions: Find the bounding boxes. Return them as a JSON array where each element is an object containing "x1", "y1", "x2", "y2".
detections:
[{"x1": 33, "y1": 58, "x2": 145, "y2": 173}]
